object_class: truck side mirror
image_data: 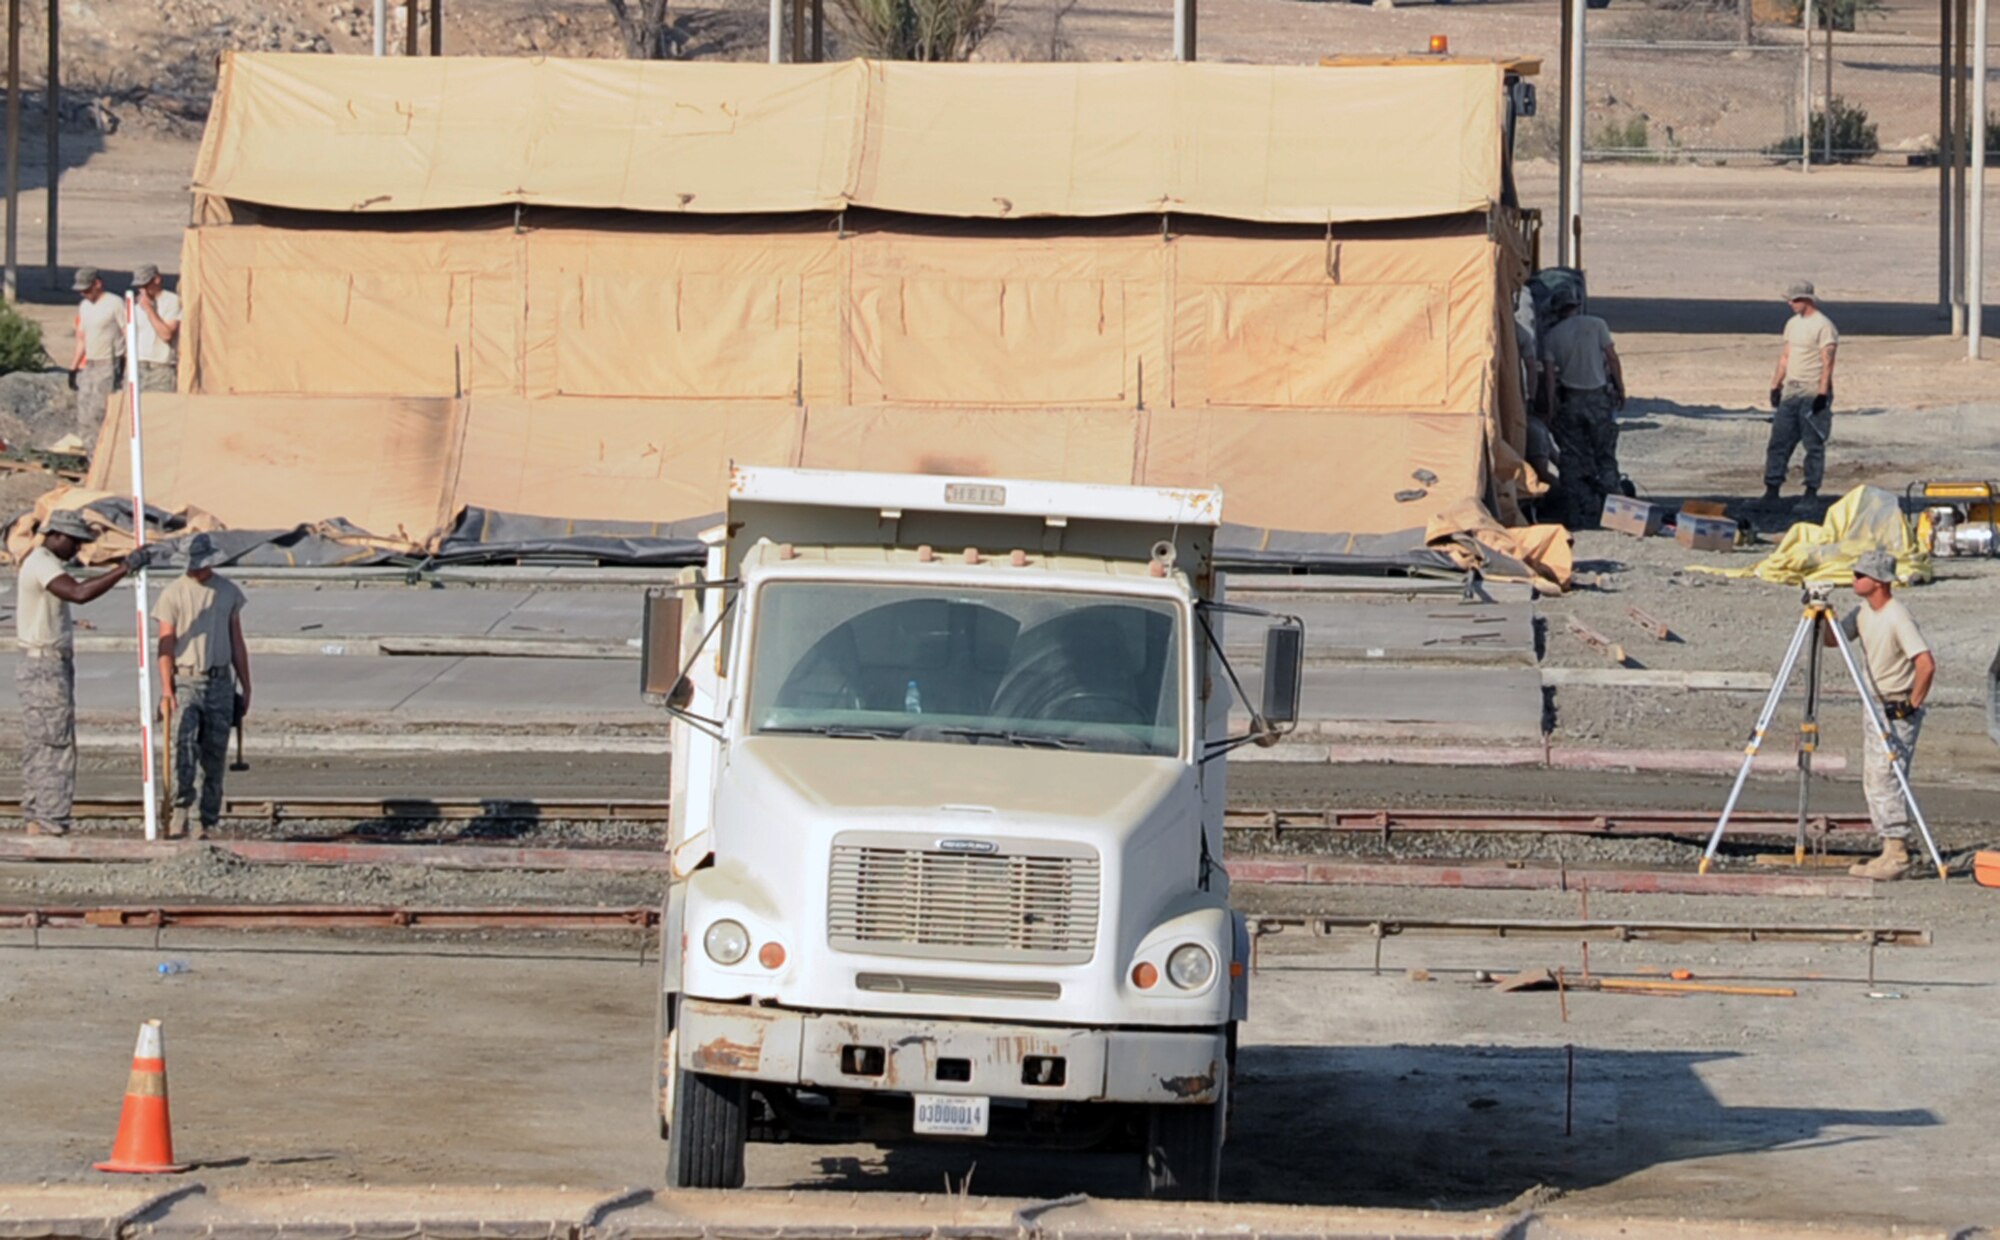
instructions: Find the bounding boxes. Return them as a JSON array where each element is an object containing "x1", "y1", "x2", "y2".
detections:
[
  {"x1": 1260, "y1": 625, "x2": 1303, "y2": 729},
  {"x1": 641, "y1": 591, "x2": 685, "y2": 703}
]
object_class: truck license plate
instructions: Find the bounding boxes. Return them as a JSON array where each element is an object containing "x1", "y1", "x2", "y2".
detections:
[{"x1": 913, "y1": 1094, "x2": 989, "y2": 1136}]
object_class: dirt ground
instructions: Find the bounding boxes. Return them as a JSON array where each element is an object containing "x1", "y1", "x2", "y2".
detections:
[{"x1": 0, "y1": 881, "x2": 1990, "y2": 1227}]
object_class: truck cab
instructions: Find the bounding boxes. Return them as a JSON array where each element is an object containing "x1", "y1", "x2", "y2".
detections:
[{"x1": 648, "y1": 468, "x2": 1301, "y2": 1200}]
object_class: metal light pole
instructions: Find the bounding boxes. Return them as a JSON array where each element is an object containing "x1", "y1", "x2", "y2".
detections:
[
  {"x1": 1174, "y1": 0, "x2": 1196, "y2": 61},
  {"x1": 769, "y1": 0, "x2": 782, "y2": 62},
  {"x1": 1970, "y1": 0, "x2": 1989, "y2": 357},
  {"x1": 1563, "y1": 0, "x2": 1586, "y2": 267},
  {"x1": 373, "y1": 0, "x2": 386, "y2": 54}
]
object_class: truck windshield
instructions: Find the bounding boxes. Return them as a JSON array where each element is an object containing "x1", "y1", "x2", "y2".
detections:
[{"x1": 747, "y1": 582, "x2": 1183, "y2": 757}]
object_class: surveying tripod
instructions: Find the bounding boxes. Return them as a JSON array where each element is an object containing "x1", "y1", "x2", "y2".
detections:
[{"x1": 1698, "y1": 591, "x2": 1947, "y2": 881}]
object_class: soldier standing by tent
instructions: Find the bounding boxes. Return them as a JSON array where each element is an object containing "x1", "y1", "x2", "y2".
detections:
[
  {"x1": 15, "y1": 512, "x2": 151, "y2": 836},
  {"x1": 68, "y1": 267, "x2": 128, "y2": 444},
  {"x1": 1764, "y1": 280, "x2": 1838, "y2": 509},
  {"x1": 1539, "y1": 286, "x2": 1627, "y2": 528},
  {"x1": 154, "y1": 534, "x2": 251, "y2": 838},
  {"x1": 130, "y1": 264, "x2": 181, "y2": 393}
]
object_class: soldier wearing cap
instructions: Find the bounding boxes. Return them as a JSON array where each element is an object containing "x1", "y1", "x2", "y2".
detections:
[
  {"x1": 14, "y1": 511, "x2": 151, "y2": 835},
  {"x1": 1538, "y1": 284, "x2": 1627, "y2": 528},
  {"x1": 130, "y1": 263, "x2": 180, "y2": 393},
  {"x1": 154, "y1": 534, "x2": 250, "y2": 837},
  {"x1": 1764, "y1": 280, "x2": 1840, "y2": 508},
  {"x1": 1825, "y1": 548, "x2": 1933, "y2": 881},
  {"x1": 68, "y1": 266, "x2": 129, "y2": 443}
]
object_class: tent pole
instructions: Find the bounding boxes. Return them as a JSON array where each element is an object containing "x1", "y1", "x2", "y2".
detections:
[
  {"x1": 1174, "y1": 0, "x2": 1195, "y2": 60},
  {"x1": 5, "y1": 0, "x2": 18, "y2": 303},
  {"x1": 1970, "y1": 0, "x2": 1988, "y2": 357},
  {"x1": 768, "y1": 0, "x2": 781, "y2": 62},
  {"x1": 406, "y1": 0, "x2": 418, "y2": 55},
  {"x1": 373, "y1": 0, "x2": 386, "y2": 55},
  {"x1": 1563, "y1": 0, "x2": 1585, "y2": 267},
  {"x1": 42, "y1": 0, "x2": 52, "y2": 286},
  {"x1": 1941, "y1": 0, "x2": 1955, "y2": 313},
  {"x1": 430, "y1": 0, "x2": 441, "y2": 54}
]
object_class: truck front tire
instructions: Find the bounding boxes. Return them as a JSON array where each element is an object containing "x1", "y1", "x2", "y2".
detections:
[
  {"x1": 666, "y1": 1065, "x2": 749, "y2": 1189},
  {"x1": 1142, "y1": 1089, "x2": 1225, "y2": 1200}
]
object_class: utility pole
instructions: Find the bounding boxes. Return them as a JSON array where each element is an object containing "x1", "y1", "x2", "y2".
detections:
[{"x1": 1970, "y1": 0, "x2": 1988, "y2": 357}]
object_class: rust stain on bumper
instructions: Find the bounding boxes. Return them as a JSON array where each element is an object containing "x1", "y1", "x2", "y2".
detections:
[
  {"x1": 691, "y1": 1035, "x2": 763, "y2": 1074},
  {"x1": 1157, "y1": 1061, "x2": 1219, "y2": 1101}
]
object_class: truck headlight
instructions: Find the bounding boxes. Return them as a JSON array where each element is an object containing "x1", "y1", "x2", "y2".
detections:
[
  {"x1": 1167, "y1": 943, "x2": 1216, "y2": 990},
  {"x1": 703, "y1": 919, "x2": 751, "y2": 965}
]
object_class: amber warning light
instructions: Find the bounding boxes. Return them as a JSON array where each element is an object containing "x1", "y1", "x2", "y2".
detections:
[{"x1": 1429, "y1": 34, "x2": 1449, "y2": 54}]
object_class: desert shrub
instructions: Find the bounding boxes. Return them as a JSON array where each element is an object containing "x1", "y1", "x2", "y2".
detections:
[
  {"x1": 832, "y1": 0, "x2": 999, "y2": 60},
  {"x1": 0, "y1": 302, "x2": 46, "y2": 376},
  {"x1": 1766, "y1": 96, "x2": 1878, "y2": 161}
]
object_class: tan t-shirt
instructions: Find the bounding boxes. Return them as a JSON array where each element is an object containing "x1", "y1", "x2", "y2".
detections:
[
  {"x1": 15, "y1": 546, "x2": 74, "y2": 654},
  {"x1": 1841, "y1": 598, "x2": 1929, "y2": 700},
  {"x1": 134, "y1": 289, "x2": 180, "y2": 366},
  {"x1": 1541, "y1": 314, "x2": 1614, "y2": 391},
  {"x1": 76, "y1": 294, "x2": 128, "y2": 363},
  {"x1": 1782, "y1": 311, "x2": 1839, "y2": 390},
  {"x1": 154, "y1": 573, "x2": 246, "y2": 675}
]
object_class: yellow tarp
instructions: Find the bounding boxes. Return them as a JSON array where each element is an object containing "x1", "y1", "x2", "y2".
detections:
[
  {"x1": 1690, "y1": 485, "x2": 1932, "y2": 586},
  {"x1": 192, "y1": 54, "x2": 1503, "y2": 224}
]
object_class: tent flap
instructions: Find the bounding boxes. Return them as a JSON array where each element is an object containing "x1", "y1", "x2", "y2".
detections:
[{"x1": 193, "y1": 54, "x2": 1502, "y2": 224}]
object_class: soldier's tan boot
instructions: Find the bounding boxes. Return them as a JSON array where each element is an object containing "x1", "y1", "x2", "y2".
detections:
[
  {"x1": 167, "y1": 807, "x2": 190, "y2": 839},
  {"x1": 1848, "y1": 837, "x2": 1911, "y2": 881}
]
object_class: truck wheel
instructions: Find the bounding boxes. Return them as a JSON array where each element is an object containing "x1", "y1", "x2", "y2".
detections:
[
  {"x1": 666, "y1": 1065, "x2": 748, "y2": 1189},
  {"x1": 1143, "y1": 1089, "x2": 1225, "y2": 1201}
]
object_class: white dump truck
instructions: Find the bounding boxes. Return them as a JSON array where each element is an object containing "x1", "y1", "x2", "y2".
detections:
[{"x1": 643, "y1": 467, "x2": 1303, "y2": 1199}]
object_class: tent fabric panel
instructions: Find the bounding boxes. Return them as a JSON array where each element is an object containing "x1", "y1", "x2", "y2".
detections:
[
  {"x1": 194, "y1": 55, "x2": 1502, "y2": 224},
  {"x1": 196, "y1": 55, "x2": 862, "y2": 215},
  {"x1": 183, "y1": 226, "x2": 521, "y2": 397},
  {"x1": 519, "y1": 229, "x2": 843, "y2": 402},
  {"x1": 450, "y1": 397, "x2": 806, "y2": 524},
  {"x1": 841, "y1": 234, "x2": 1167, "y2": 409},
  {"x1": 1167, "y1": 232, "x2": 1497, "y2": 415},
  {"x1": 1140, "y1": 407, "x2": 1486, "y2": 536},
  {"x1": 797, "y1": 406, "x2": 1142, "y2": 484},
  {"x1": 88, "y1": 394, "x2": 460, "y2": 542}
]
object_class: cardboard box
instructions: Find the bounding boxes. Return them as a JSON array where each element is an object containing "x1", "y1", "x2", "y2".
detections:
[
  {"x1": 1600, "y1": 495, "x2": 1665, "y2": 538},
  {"x1": 1680, "y1": 499, "x2": 1728, "y2": 518},
  {"x1": 1675, "y1": 514, "x2": 1739, "y2": 551}
]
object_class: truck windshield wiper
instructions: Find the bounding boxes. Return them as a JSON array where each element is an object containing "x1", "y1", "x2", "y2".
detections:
[
  {"x1": 933, "y1": 726, "x2": 1086, "y2": 750},
  {"x1": 760, "y1": 723, "x2": 906, "y2": 740}
]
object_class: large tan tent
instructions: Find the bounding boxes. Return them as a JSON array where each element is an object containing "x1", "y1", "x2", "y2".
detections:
[{"x1": 87, "y1": 53, "x2": 1564, "y2": 583}]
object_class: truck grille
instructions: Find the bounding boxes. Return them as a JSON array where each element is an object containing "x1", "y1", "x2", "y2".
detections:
[{"x1": 828, "y1": 836, "x2": 1100, "y2": 965}]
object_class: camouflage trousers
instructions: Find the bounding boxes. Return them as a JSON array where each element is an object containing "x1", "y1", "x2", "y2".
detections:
[
  {"x1": 76, "y1": 358, "x2": 121, "y2": 441},
  {"x1": 172, "y1": 673, "x2": 234, "y2": 828},
  {"x1": 1552, "y1": 386, "x2": 1622, "y2": 528},
  {"x1": 1861, "y1": 706, "x2": 1923, "y2": 840},
  {"x1": 17, "y1": 654, "x2": 77, "y2": 830},
  {"x1": 138, "y1": 362, "x2": 176, "y2": 393}
]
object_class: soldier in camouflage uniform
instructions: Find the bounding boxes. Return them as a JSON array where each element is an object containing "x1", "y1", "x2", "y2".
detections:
[
  {"x1": 15, "y1": 510, "x2": 149, "y2": 835},
  {"x1": 1538, "y1": 285, "x2": 1628, "y2": 529},
  {"x1": 154, "y1": 534, "x2": 251, "y2": 838}
]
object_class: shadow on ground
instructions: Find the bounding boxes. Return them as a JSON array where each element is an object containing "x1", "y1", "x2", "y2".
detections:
[
  {"x1": 1595, "y1": 296, "x2": 1990, "y2": 338},
  {"x1": 778, "y1": 1045, "x2": 1939, "y2": 1207}
]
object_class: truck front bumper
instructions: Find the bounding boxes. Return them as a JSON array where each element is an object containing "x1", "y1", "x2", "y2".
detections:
[{"x1": 677, "y1": 998, "x2": 1224, "y2": 1105}]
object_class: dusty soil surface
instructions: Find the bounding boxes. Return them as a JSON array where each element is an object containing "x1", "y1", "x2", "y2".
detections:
[{"x1": 1, "y1": 885, "x2": 1990, "y2": 1226}]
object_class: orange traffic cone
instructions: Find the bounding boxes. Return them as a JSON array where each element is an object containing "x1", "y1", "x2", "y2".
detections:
[{"x1": 94, "y1": 1020, "x2": 189, "y2": 1174}]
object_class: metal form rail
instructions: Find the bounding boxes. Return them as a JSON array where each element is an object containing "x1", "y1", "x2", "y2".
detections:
[
  {"x1": 2, "y1": 796, "x2": 1863, "y2": 838},
  {"x1": 1245, "y1": 915, "x2": 1931, "y2": 983}
]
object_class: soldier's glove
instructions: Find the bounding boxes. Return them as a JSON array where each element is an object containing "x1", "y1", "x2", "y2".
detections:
[
  {"x1": 121, "y1": 545, "x2": 154, "y2": 573},
  {"x1": 1810, "y1": 392, "x2": 1831, "y2": 415},
  {"x1": 1768, "y1": 386, "x2": 1782, "y2": 409},
  {"x1": 1883, "y1": 701, "x2": 1917, "y2": 721}
]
